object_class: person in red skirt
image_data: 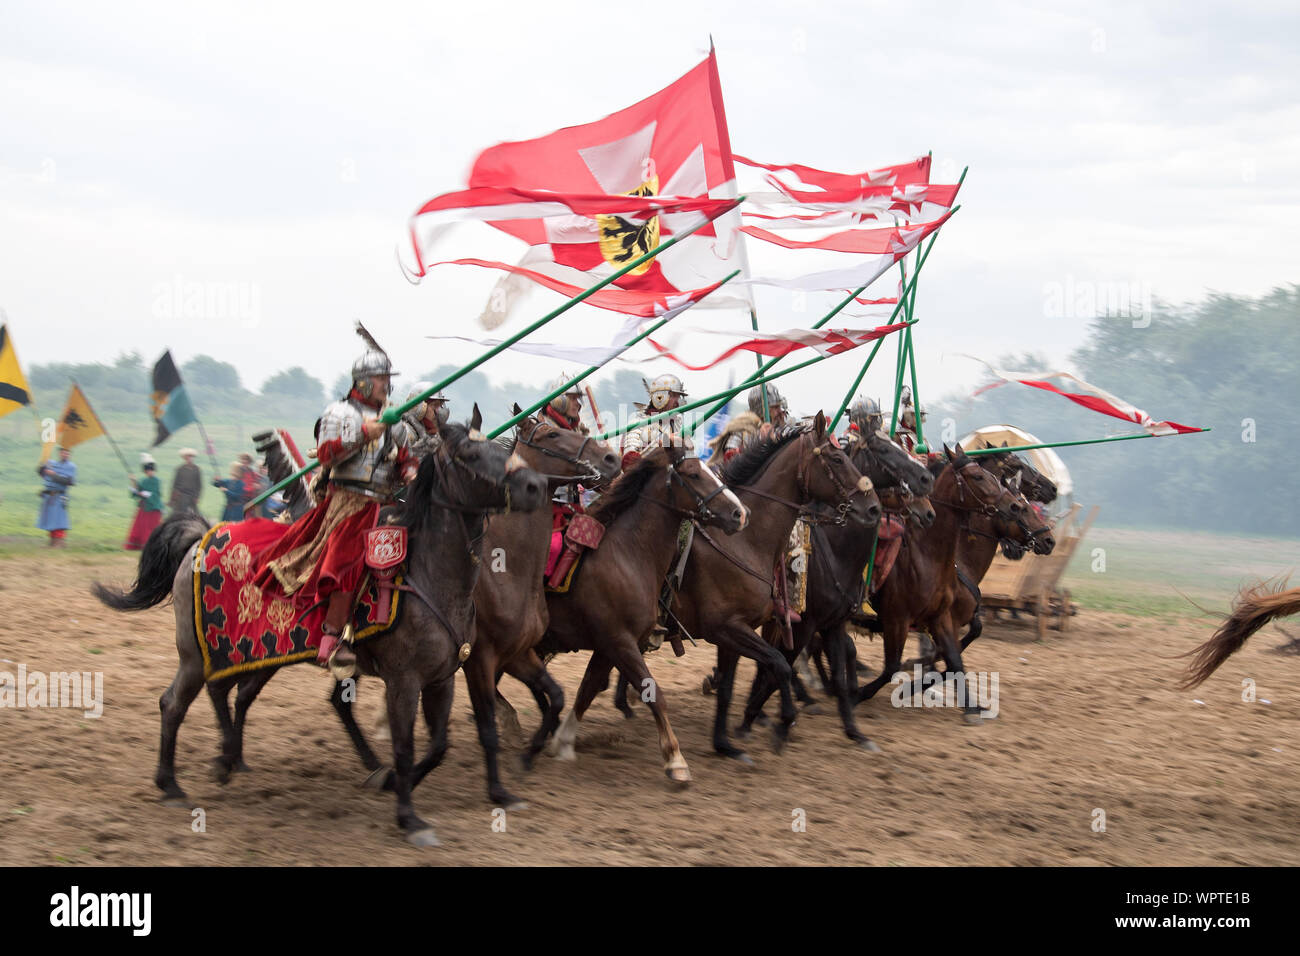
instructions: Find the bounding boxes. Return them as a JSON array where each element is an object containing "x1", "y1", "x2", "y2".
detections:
[{"x1": 125, "y1": 454, "x2": 164, "y2": 550}]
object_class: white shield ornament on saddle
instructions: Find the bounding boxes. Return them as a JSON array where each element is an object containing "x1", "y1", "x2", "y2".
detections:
[{"x1": 364, "y1": 526, "x2": 407, "y2": 630}]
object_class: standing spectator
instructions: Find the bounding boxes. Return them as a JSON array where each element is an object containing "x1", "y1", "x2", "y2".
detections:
[
  {"x1": 169, "y1": 447, "x2": 204, "y2": 519},
  {"x1": 125, "y1": 454, "x2": 163, "y2": 550},
  {"x1": 212, "y1": 460, "x2": 251, "y2": 522},
  {"x1": 36, "y1": 446, "x2": 77, "y2": 547}
]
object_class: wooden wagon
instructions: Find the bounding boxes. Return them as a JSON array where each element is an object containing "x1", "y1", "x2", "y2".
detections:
[{"x1": 978, "y1": 502, "x2": 1099, "y2": 639}]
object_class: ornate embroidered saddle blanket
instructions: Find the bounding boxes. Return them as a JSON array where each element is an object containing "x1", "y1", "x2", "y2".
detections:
[{"x1": 193, "y1": 521, "x2": 403, "y2": 682}]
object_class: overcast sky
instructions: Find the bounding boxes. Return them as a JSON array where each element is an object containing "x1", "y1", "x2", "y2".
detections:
[{"x1": 2, "y1": 0, "x2": 1295, "y2": 424}]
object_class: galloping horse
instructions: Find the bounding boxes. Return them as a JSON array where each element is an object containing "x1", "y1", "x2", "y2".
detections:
[
  {"x1": 461, "y1": 409, "x2": 620, "y2": 808},
  {"x1": 92, "y1": 421, "x2": 546, "y2": 846},
  {"x1": 738, "y1": 430, "x2": 935, "y2": 749},
  {"x1": 544, "y1": 445, "x2": 748, "y2": 783},
  {"x1": 673, "y1": 412, "x2": 880, "y2": 762},
  {"x1": 856, "y1": 444, "x2": 1021, "y2": 723}
]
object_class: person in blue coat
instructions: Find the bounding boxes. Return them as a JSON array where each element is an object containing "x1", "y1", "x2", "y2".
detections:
[
  {"x1": 212, "y1": 460, "x2": 252, "y2": 522},
  {"x1": 37, "y1": 447, "x2": 77, "y2": 546}
]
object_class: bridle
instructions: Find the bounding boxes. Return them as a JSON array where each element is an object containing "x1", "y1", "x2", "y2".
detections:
[
  {"x1": 735, "y1": 432, "x2": 874, "y2": 527},
  {"x1": 515, "y1": 418, "x2": 605, "y2": 486}
]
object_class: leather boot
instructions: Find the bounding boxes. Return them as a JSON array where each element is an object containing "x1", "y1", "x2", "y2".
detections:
[{"x1": 317, "y1": 590, "x2": 357, "y2": 668}]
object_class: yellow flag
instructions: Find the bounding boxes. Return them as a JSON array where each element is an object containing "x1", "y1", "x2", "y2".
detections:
[
  {"x1": 41, "y1": 383, "x2": 105, "y2": 459},
  {"x1": 0, "y1": 324, "x2": 33, "y2": 420}
]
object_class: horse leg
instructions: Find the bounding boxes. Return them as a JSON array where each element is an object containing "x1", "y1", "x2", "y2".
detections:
[
  {"x1": 205, "y1": 677, "x2": 240, "y2": 784},
  {"x1": 710, "y1": 643, "x2": 753, "y2": 765},
  {"x1": 384, "y1": 674, "x2": 438, "y2": 846},
  {"x1": 612, "y1": 672, "x2": 636, "y2": 719},
  {"x1": 156, "y1": 652, "x2": 205, "y2": 806},
  {"x1": 548, "y1": 651, "x2": 614, "y2": 761},
  {"x1": 503, "y1": 651, "x2": 564, "y2": 773},
  {"x1": 823, "y1": 621, "x2": 879, "y2": 750},
  {"x1": 410, "y1": 677, "x2": 455, "y2": 789},
  {"x1": 603, "y1": 638, "x2": 690, "y2": 785},
  {"x1": 858, "y1": 615, "x2": 907, "y2": 703},
  {"x1": 959, "y1": 610, "x2": 984, "y2": 651},
  {"x1": 329, "y1": 676, "x2": 383, "y2": 774},
  {"x1": 934, "y1": 624, "x2": 987, "y2": 724},
  {"x1": 229, "y1": 669, "x2": 274, "y2": 773},
  {"x1": 464, "y1": 644, "x2": 526, "y2": 809}
]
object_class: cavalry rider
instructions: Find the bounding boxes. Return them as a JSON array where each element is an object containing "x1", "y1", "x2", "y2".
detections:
[
  {"x1": 253, "y1": 347, "x2": 417, "y2": 670},
  {"x1": 895, "y1": 385, "x2": 926, "y2": 454},
  {"x1": 621, "y1": 374, "x2": 691, "y2": 469},
  {"x1": 708, "y1": 384, "x2": 789, "y2": 462},
  {"x1": 398, "y1": 381, "x2": 450, "y2": 460},
  {"x1": 842, "y1": 396, "x2": 885, "y2": 450}
]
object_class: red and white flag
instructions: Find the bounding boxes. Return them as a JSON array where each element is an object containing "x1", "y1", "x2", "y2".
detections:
[
  {"x1": 735, "y1": 153, "x2": 959, "y2": 222},
  {"x1": 645, "y1": 322, "x2": 908, "y2": 371},
  {"x1": 966, "y1": 358, "x2": 1204, "y2": 436},
  {"x1": 408, "y1": 49, "x2": 750, "y2": 322},
  {"x1": 737, "y1": 211, "x2": 952, "y2": 293}
]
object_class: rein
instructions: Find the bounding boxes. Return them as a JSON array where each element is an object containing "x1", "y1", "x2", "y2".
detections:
[{"x1": 516, "y1": 419, "x2": 604, "y2": 486}]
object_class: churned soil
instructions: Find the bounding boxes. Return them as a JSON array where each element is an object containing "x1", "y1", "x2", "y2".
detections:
[{"x1": 1, "y1": 551, "x2": 1296, "y2": 866}]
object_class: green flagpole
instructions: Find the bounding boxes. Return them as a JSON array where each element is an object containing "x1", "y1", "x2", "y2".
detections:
[
  {"x1": 486, "y1": 270, "x2": 740, "y2": 440},
  {"x1": 596, "y1": 323, "x2": 910, "y2": 442},
  {"x1": 828, "y1": 335, "x2": 888, "y2": 433},
  {"x1": 248, "y1": 199, "x2": 741, "y2": 510},
  {"x1": 684, "y1": 204, "x2": 961, "y2": 439}
]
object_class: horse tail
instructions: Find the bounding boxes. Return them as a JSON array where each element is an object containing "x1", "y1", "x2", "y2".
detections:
[
  {"x1": 1181, "y1": 582, "x2": 1300, "y2": 688},
  {"x1": 92, "y1": 514, "x2": 208, "y2": 612}
]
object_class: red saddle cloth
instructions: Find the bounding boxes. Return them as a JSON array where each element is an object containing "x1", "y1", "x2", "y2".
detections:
[
  {"x1": 546, "y1": 508, "x2": 605, "y2": 588},
  {"x1": 870, "y1": 515, "x2": 907, "y2": 593},
  {"x1": 193, "y1": 520, "x2": 402, "y2": 682}
]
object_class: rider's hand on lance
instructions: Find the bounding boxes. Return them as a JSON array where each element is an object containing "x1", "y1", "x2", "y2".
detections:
[{"x1": 362, "y1": 419, "x2": 388, "y2": 441}]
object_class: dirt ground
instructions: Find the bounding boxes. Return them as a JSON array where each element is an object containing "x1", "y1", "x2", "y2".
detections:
[{"x1": 2, "y1": 550, "x2": 1297, "y2": 866}]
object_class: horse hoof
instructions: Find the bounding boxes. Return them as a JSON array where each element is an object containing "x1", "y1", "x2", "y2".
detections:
[
  {"x1": 753, "y1": 713, "x2": 770, "y2": 728},
  {"x1": 160, "y1": 795, "x2": 192, "y2": 809},
  {"x1": 363, "y1": 766, "x2": 394, "y2": 790},
  {"x1": 770, "y1": 732, "x2": 788, "y2": 755},
  {"x1": 234, "y1": 760, "x2": 252, "y2": 773},
  {"x1": 962, "y1": 711, "x2": 984, "y2": 726},
  {"x1": 735, "y1": 725, "x2": 752, "y2": 741},
  {"x1": 500, "y1": 798, "x2": 529, "y2": 812},
  {"x1": 802, "y1": 702, "x2": 826, "y2": 716},
  {"x1": 666, "y1": 765, "x2": 692, "y2": 786},
  {"x1": 702, "y1": 677, "x2": 715, "y2": 695},
  {"x1": 405, "y1": 827, "x2": 441, "y2": 848},
  {"x1": 856, "y1": 738, "x2": 882, "y2": 753},
  {"x1": 618, "y1": 709, "x2": 636, "y2": 720},
  {"x1": 549, "y1": 742, "x2": 576, "y2": 762},
  {"x1": 209, "y1": 760, "x2": 232, "y2": 785}
]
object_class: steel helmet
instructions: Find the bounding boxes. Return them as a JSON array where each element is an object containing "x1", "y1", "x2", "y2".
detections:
[
  {"x1": 352, "y1": 348, "x2": 397, "y2": 381},
  {"x1": 403, "y1": 381, "x2": 449, "y2": 426},
  {"x1": 748, "y1": 384, "x2": 787, "y2": 417},
  {"x1": 547, "y1": 374, "x2": 584, "y2": 414},
  {"x1": 645, "y1": 374, "x2": 687, "y2": 411},
  {"x1": 849, "y1": 396, "x2": 883, "y2": 431}
]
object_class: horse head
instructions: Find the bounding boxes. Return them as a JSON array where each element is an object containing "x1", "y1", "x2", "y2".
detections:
[
  {"x1": 426, "y1": 413, "x2": 547, "y2": 516},
  {"x1": 510, "y1": 402, "x2": 621, "y2": 489},
  {"x1": 663, "y1": 447, "x2": 747, "y2": 533},
  {"x1": 801, "y1": 411, "x2": 881, "y2": 529},
  {"x1": 940, "y1": 443, "x2": 1022, "y2": 524}
]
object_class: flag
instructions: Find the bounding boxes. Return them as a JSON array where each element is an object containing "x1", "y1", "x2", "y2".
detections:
[
  {"x1": 0, "y1": 324, "x2": 32, "y2": 420},
  {"x1": 151, "y1": 350, "x2": 198, "y2": 446},
  {"x1": 965, "y1": 358, "x2": 1204, "y2": 436},
  {"x1": 41, "y1": 383, "x2": 105, "y2": 459},
  {"x1": 736, "y1": 212, "x2": 952, "y2": 293},
  {"x1": 645, "y1": 322, "x2": 909, "y2": 371},
  {"x1": 408, "y1": 49, "x2": 749, "y2": 322}
]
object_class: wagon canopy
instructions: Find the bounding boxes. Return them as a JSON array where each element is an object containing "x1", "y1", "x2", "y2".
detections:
[{"x1": 959, "y1": 424, "x2": 1074, "y2": 498}]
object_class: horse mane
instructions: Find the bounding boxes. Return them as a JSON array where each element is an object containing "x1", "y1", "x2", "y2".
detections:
[
  {"x1": 586, "y1": 447, "x2": 668, "y2": 525},
  {"x1": 393, "y1": 423, "x2": 469, "y2": 538},
  {"x1": 719, "y1": 426, "x2": 805, "y2": 487}
]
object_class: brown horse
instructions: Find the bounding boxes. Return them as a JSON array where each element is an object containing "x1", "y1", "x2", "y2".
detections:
[
  {"x1": 673, "y1": 412, "x2": 881, "y2": 762},
  {"x1": 92, "y1": 421, "x2": 546, "y2": 846},
  {"x1": 462, "y1": 409, "x2": 620, "y2": 808},
  {"x1": 856, "y1": 444, "x2": 1021, "y2": 723},
  {"x1": 1182, "y1": 582, "x2": 1300, "y2": 687},
  {"x1": 543, "y1": 445, "x2": 748, "y2": 782}
]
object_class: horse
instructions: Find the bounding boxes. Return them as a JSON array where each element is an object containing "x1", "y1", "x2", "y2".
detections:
[
  {"x1": 856, "y1": 444, "x2": 1022, "y2": 723},
  {"x1": 459, "y1": 408, "x2": 620, "y2": 808},
  {"x1": 92, "y1": 419, "x2": 546, "y2": 846},
  {"x1": 1181, "y1": 582, "x2": 1300, "y2": 687},
  {"x1": 543, "y1": 444, "x2": 748, "y2": 783},
  {"x1": 671, "y1": 412, "x2": 881, "y2": 762},
  {"x1": 736, "y1": 430, "x2": 936, "y2": 749}
]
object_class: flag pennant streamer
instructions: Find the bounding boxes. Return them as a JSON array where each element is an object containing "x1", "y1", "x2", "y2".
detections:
[
  {"x1": 645, "y1": 322, "x2": 909, "y2": 372},
  {"x1": 407, "y1": 49, "x2": 749, "y2": 324},
  {"x1": 41, "y1": 383, "x2": 105, "y2": 459},
  {"x1": 0, "y1": 324, "x2": 32, "y2": 420},
  {"x1": 151, "y1": 350, "x2": 198, "y2": 446},
  {"x1": 965, "y1": 358, "x2": 1204, "y2": 436}
]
